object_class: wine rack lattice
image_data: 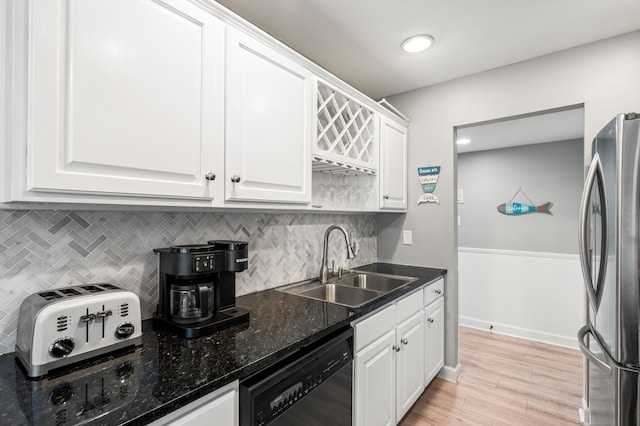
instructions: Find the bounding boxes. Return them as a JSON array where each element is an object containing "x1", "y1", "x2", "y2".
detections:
[{"x1": 315, "y1": 81, "x2": 376, "y2": 174}]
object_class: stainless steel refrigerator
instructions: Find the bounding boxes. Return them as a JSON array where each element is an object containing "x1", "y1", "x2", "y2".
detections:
[{"x1": 578, "y1": 112, "x2": 640, "y2": 425}]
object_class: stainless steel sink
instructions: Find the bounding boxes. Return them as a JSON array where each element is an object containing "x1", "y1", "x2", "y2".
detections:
[
  {"x1": 296, "y1": 284, "x2": 381, "y2": 307},
  {"x1": 334, "y1": 271, "x2": 414, "y2": 292},
  {"x1": 277, "y1": 270, "x2": 418, "y2": 308}
]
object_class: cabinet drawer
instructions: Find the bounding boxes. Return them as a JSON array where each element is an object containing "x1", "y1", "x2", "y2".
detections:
[
  {"x1": 353, "y1": 305, "x2": 395, "y2": 352},
  {"x1": 423, "y1": 278, "x2": 444, "y2": 306},
  {"x1": 395, "y1": 290, "x2": 422, "y2": 324}
]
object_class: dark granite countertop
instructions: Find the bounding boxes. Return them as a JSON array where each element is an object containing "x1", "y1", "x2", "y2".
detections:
[{"x1": 0, "y1": 263, "x2": 445, "y2": 425}]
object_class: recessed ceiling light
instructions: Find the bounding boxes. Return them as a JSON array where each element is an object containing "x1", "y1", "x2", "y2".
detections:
[
  {"x1": 456, "y1": 138, "x2": 471, "y2": 145},
  {"x1": 401, "y1": 35, "x2": 434, "y2": 53}
]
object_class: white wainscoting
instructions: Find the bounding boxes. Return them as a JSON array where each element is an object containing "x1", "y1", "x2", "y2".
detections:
[{"x1": 458, "y1": 247, "x2": 584, "y2": 349}]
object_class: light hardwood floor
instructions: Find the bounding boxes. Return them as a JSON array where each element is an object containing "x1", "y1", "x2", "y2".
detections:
[{"x1": 400, "y1": 326, "x2": 583, "y2": 425}]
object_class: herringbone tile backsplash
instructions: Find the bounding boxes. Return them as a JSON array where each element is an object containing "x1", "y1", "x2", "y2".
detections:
[{"x1": 0, "y1": 210, "x2": 376, "y2": 354}]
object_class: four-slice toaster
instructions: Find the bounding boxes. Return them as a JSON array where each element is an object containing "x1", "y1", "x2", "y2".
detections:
[{"x1": 16, "y1": 283, "x2": 142, "y2": 377}]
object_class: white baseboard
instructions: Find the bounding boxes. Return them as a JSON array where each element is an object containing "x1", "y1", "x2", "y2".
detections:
[
  {"x1": 437, "y1": 363, "x2": 462, "y2": 383},
  {"x1": 460, "y1": 316, "x2": 578, "y2": 349}
]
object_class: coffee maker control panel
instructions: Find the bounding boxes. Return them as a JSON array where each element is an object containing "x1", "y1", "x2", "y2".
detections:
[{"x1": 193, "y1": 254, "x2": 219, "y2": 273}]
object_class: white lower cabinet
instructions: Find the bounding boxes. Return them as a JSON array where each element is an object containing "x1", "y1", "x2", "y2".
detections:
[
  {"x1": 150, "y1": 381, "x2": 238, "y2": 426},
  {"x1": 353, "y1": 279, "x2": 445, "y2": 426},
  {"x1": 423, "y1": 278, "x2": 445, "y2": 385},
  {"x1": 354, "y1": 329, "x2": 397, "y2": 426},
  {"x1": 396, "y1": 311, "x2": 425, "y2": 422},
  {"x1": 425, "y1": 297, "x2": 445, "y2": 384},
  {"x1": 353, "y1": 290, "x2": 425, "y2": 426}
]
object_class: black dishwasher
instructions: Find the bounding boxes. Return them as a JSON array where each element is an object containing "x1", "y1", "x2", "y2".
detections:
[{"x1": 240, "y1": 327, "x2": 353, "y2": 426}]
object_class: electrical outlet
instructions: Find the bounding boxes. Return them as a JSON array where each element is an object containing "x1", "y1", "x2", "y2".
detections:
[
  {"x1": 402, "y1": 230, "x2": 412, "y2": 245},
  {"x1": 457, "y1": 189, "x2": 464, "y2": 203}
]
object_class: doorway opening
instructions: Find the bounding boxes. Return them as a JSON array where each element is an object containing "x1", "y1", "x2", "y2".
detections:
[{"x1": 454, "y1": 104, "x2": 584, "y2": 348}]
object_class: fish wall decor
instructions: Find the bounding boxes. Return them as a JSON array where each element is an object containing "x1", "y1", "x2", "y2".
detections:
[
  {"x1": 497, "y1": 188, "x2": 553, "y2": 216},
  {"x1": 497, "y1": 201, "x2": 553, "y2": 215}
]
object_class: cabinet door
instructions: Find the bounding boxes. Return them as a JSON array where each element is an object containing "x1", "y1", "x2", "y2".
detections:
[
  {"x1": 27, "y1": 0, "x2": 225, "y2": 201},
  {"x1": 166, "y1": 388, "x2": 236, "y2": 426},
  {"x1": 379, "y1": 117, "x2": 408, "y2": 210},
  {"x1": 225, "y1": 27, "x2": 312, "y2": 204},
  {"x1": 150, "y1": 381, "x2": 238, "y2": 426},
  {"x1": 425, "y1": 297, "x2": 445, "y2": 384},
  {"x1": 354, "y1": 329, "x2": 396, "y2": 426},
  {"x1": 396, "y1": 311, "x2": 425, "y2": 422}
]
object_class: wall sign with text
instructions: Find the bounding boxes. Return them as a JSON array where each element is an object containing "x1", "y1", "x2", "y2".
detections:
[{"x1": 418, "y1": 166, "x2": 441, "y2": 205}]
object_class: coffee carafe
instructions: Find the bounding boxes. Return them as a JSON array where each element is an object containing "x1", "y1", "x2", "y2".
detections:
[
  {"x1": 152, "y1": 241, "x2": 249, "y2": 338},
  {"x1": 169, "y1": 280, "x2": 214, "y2": 321}
]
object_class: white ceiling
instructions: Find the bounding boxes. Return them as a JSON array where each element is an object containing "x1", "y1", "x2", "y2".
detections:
[
  {"x1": 215, "y1": 0, "x2": 640, "y2": 100},
  {"x1": 455, "y1": 107, "x2": 585, "y2": 154}
]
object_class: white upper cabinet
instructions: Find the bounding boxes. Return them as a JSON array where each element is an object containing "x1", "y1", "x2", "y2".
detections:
[
  {"x1": 225, "y1": 27, "x2": 313, "y2": 204},
  {"x1": 2, "y1": 0, "x2": 407, "y2": 210},
  {"x1": 24, "y1": 0, "x2": 225, "y2": 202},
  {"x1": 379, "y1": 116, "x2": 408, "y2": 210}
]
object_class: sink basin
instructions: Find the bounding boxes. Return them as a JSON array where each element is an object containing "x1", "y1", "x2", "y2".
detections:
[
  {"x1": 296, "y1": 284, "x2": 381, "y2": 307},
  {"x1": 277, "y1": 270, "x2": 418, "y2": 308},
  {"x1": 334, "y1": 271, "x2": 415, "y2": 292}
]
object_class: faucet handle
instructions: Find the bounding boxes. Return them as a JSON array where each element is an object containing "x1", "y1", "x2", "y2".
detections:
[{"x1": 349, "y1": 241, "x2": 358, "y2": 258}]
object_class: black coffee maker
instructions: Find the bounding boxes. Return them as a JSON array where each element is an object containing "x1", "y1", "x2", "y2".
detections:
[{"x1": 153, "y1": 240, "x2": 249, "y2": 338}]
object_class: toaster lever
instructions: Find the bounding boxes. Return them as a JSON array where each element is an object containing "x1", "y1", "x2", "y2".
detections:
[
  {"x1": 80, "y1": 313, "x2": 97, "y2": 323},
  {"x1": 96, "y1": 310, "x2": 113, "y2": 318}
]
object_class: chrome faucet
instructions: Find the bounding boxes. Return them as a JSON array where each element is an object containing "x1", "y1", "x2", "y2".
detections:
[{"x1": 319, "y1": 225, "x2": 356, "y2": 284}]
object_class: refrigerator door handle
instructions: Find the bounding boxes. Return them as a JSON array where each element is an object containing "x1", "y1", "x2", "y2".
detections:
[
  {"x1": 578, "y1": 153, "x2": 608, "y2": 312},
  {"x1": 578, "y1": 325, "x2": 612, "y2": 375}
]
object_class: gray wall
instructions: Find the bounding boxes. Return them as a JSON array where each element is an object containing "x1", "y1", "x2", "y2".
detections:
[
  {"x1": 457, "y1": 139, "x2": 584, "y2": 254},
  {"x1": 0, "y1": 210, "x2": 376, "y2": 354},
  {"x1": 378, "y1": 30, "x2": 640, "y2": 370}
]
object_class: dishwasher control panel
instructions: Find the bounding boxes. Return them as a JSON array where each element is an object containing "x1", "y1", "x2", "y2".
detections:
[
  {"x1": 240, "y1": 328, "x2": 353, "y2": 426},
  {"x1": 269, "y1": 382, "x2": 303, "y2": 414}
]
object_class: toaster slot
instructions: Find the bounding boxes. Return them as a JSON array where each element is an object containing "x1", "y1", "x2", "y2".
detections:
[
  {"x1": 38, "y1": 291, "x2": 63, "y2": 301},
  {"x1": 59, "y1": 288, "x2": 81, "y2": 296},
  {"x1": 81, "y1": 285, "x2": 104, "y2": 293},
  {"x1": 98, "y1": 283, "x2": 119, "y2": 290}
]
